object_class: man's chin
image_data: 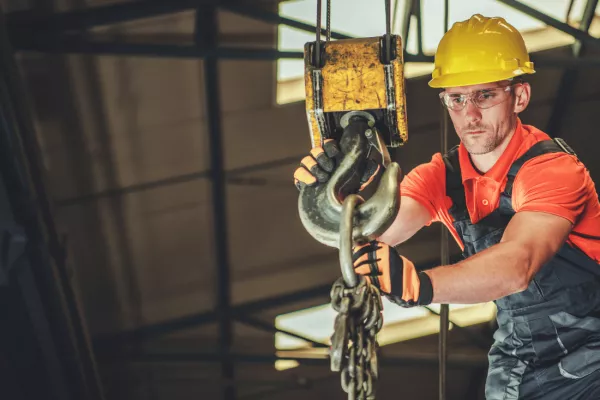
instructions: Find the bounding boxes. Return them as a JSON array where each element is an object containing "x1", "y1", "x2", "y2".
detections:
[
  {"x1": 466, "y1": 147, "x2": 492, "y2": 155},
  {"x1": 462, "y1": 139, "x2": 493, "y2": 155},
  {"x1": 461, "y1": 134, "x2": 491, "y2": 155}
]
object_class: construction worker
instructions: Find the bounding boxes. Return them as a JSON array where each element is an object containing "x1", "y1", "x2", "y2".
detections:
[{"x1": 294, "y1": 14, "x2": 600, "y2": 399}]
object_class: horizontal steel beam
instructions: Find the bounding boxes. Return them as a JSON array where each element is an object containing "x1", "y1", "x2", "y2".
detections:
[
  {"x1": 234, "y1": 314, "x2": 329, "y2": 348},
  {"x1": 15, "y1": 35, "x2": 303, "y2": 59},
  {"x1": 131, "y1": 351, "x2": 488, "y2": 368},
  {"x1": 93, "y1": 282, "x2": 333, "y2": 346},
  {"x1": 498, "y1": 0, "x2": 600, "y2": 52},
  {"x1": 55, "y1": 155, "x2": 302, "y2": 207},
  {"x1": 6, "y1": 0, "x2": 203, "y2": 32},
  {"x1": 15, "y1": 36, "x2": 600, "y2": 69},
  {"x1": 71, "y1": 32, "x2": 277, "y2": 45},
  {"x1": 6, "y1": 0, "x2": 338, "y2": 38},
  {"x1": 532, "y1": 54, "x2": 600, "y2": 68},
  {"x1": 93, "y1": 257, "x2": 451, "y2": 347},
  {"x1": 16, "y1": 35, "x2": 440, "y2": 64}
]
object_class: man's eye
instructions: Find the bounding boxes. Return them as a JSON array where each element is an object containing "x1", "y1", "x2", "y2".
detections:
[
  {"x1": 479, "y1": 92, "x2": 496, "y2": 100},
  {"x1": 450, "y1": 96, "x2": 463, "y2": 104}
]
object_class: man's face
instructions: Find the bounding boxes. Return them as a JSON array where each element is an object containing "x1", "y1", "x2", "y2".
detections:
[{"x1": 443, "y1": 81, "x2": 520, "y2": 155}]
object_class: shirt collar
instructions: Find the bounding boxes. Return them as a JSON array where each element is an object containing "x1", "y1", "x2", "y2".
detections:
[{"x1": 458, "y1": 118, "x2": 525, "y2": 184}]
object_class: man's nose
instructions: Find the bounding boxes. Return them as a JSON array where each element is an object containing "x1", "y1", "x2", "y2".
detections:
[{"x1": 464, "y1": 99, "x2": 482, "y2": 123}]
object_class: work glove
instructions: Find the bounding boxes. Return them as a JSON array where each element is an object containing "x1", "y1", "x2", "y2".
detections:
[
  {"x1": 293, "y1": 139, "x2": 384, "y2": 198},
  {"x1": 352, "y1": 241, "x2": 433, "y2": 307}
]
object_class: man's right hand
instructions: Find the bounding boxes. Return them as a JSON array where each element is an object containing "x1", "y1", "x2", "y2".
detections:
[
  {"x1": 293, "y1": 139, "x2": 383, "y2": 195},
  {"x1": 293, "y1": 139, "x2": 342, "y2": 190}
]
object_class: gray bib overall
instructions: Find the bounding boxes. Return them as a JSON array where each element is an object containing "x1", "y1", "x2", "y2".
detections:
[{"x1": 443, "y1": 139, "x2": 600, "y2": 399}]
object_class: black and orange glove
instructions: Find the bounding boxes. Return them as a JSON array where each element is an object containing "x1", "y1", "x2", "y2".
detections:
[
  {"x1": 352, "y1": 241, "x2": 433, "y2": 307},
  {"x1": 294, "y1": 139, "x2": 341, "y2": 190},
  {"x1": 293, "y1": 139, "x2": 384, "y2": 196}
]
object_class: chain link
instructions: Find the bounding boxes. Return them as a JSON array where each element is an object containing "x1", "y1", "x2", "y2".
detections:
[{"x1": 330, "y1": 276, "x2": 383, "y2": 399}]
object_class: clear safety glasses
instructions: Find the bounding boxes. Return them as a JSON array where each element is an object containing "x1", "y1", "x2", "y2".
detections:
[{"x1": 439, "y1": 84, "x2": 517, "y2": 111}]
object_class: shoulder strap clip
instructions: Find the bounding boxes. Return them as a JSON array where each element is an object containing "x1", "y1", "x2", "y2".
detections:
[{"x1": 553, "y1": 137, "x2": 576, "y2": 157}]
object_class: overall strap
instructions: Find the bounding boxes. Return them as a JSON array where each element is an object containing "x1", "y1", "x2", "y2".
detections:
[{"x1": 442, "y1": 145, "x2": 465, "y2": 213}]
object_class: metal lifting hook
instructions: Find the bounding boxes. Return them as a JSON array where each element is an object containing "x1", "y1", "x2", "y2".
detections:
[{"x1": 298, "y1": 111, "x2": 402, "y2": 287}]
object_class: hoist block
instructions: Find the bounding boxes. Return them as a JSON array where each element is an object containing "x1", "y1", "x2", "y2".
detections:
[{"x1": 304, "y1": 35, "x2": 408, "y2": 149}]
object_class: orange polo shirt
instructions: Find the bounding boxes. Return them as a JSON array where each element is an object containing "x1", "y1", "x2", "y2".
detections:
[{"x1": 400, "y1": 118, "x2": 600, "y2": 262}]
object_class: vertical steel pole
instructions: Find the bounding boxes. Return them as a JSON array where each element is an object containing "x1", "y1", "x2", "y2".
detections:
[
  {"x1": 195, "y1": 6, "x2": 235, "y2": 400},
  {"x1": 439, "y1": 3, "x2": 450, "y2": 400}
]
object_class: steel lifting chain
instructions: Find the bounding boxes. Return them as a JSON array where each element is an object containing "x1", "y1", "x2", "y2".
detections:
[
  {"x1": 330, "y1": 275, "x2": 383, "y2": 400},
  {"x1": 327, "y1": 194, "x2": 385, "y2": 399}
]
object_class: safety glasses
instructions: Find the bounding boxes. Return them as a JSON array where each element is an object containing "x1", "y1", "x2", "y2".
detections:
[{"x1": 439, "y1": 84, "x2": 516, "y2": 111}]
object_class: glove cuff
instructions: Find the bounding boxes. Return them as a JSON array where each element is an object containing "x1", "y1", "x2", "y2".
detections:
[{"x1": 417, "y1": 271, "x2": 433, "y2": 306}]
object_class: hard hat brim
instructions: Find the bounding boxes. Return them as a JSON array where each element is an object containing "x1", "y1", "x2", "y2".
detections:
[{"x1": 428, "y1": 68, "x2": 535, "y2": 89}]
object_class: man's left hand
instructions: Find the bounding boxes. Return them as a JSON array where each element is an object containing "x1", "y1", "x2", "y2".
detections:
[{"x1": 353, "y1": 241, "x2": 434, "y2": 307}]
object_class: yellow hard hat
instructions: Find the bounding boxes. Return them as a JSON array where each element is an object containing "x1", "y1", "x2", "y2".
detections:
[{"x1": 428, "y1": 14, "x2": 535, "y2": 88}]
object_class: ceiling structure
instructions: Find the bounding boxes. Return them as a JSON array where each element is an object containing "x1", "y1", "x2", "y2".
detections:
[{"x1": 0, "y1": 1, "x2": 599, "y2": 399}]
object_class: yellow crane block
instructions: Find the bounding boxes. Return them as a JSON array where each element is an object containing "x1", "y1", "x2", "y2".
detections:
[{"x1": 304, "y1": 35, "x2": 408, "y2": 148}]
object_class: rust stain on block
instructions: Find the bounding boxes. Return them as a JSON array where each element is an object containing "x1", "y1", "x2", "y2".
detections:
[{"x1": 321, "y1": 38, "x2": 386, "y2": 112}]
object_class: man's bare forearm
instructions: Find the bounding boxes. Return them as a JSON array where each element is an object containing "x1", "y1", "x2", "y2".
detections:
[
  {"x1": 425, "y1": 241, "x2": 533, "y2": 304},
  {"x1": 379, "y1": 196, "x2": 432, "y2": 246}
]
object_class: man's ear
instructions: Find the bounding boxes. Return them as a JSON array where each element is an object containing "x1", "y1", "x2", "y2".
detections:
[{"x1": 514, "y1": 82, "x2": 531, "y2": 113}]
